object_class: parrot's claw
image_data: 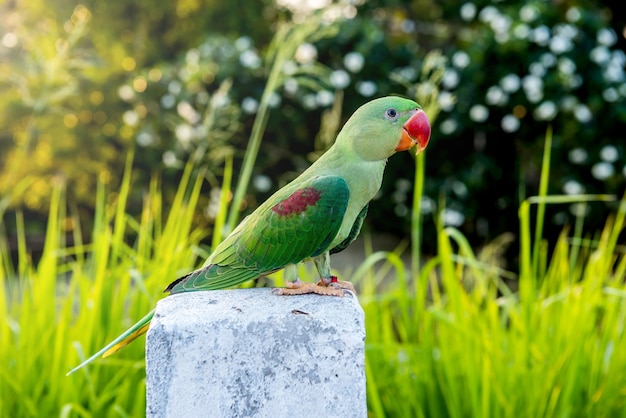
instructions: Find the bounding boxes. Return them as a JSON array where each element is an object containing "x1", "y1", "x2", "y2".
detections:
[
  {"x1": 320, "y1": 276, "x2": 357, "y2": 297},
  {"x1": 272, "y1": 276, "x2": 356, "y2": 297}
]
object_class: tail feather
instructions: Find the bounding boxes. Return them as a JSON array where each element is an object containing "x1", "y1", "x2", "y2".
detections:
[{"x1": 66, "y1": 309, "x2": 155, "y2": 376}]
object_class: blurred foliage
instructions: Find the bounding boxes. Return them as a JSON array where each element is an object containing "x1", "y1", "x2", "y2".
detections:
[
  {"x1": 422, "y1": 0, "x2": 626, "y2": 250},
  {"x1": 1, "y1": 0, "x2": 624, "y2": 255}
]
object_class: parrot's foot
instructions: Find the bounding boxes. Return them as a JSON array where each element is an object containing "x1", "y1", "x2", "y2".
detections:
[
  {"x1": 272, "y1": 276, "x2": 355, "y2": 297},
  {"x1": 318, "y1": 276, "x2": 357, "y2": 296}
]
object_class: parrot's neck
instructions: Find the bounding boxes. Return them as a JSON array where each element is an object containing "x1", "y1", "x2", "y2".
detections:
[{"x1": 307, "y1": 145, "x2": 386, "y2": 196}]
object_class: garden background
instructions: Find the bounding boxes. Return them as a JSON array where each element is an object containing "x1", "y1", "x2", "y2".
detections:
[{"x1": 1, "y1": 0, "x2": 625, "y2": 417}]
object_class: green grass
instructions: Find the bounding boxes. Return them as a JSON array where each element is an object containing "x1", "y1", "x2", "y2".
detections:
[
  {"x1": 0, "y1": 154, "x2": 210, "y2": 417},
  {"x1": 359, "y1": 200, "x2": 626, "y2": 418},
  {"x1": 2, "y1": 144, "x2": 625, "y2": 417},
  {"x1": 2, "y1": 25, "x2": 625, "y2": 416}
]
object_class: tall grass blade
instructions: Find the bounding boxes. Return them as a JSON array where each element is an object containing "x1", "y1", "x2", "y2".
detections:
[
  {"x1": 532, "y1": 127, "x2": 552, "y2": 279},
  {"x1": 211, "y1": 154, "x2": 233, "y2": 251}
]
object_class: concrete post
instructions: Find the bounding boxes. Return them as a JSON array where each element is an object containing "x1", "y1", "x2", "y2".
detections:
[{"x1": 146, "y1": 288, "x2": 366, "y2": 418}]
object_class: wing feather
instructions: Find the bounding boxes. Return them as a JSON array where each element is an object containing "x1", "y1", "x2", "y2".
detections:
[{"x1": 166, "y1": 175, "x2": 350, "y2": 294}]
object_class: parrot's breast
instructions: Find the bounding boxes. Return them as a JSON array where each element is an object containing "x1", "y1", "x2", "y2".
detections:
[{"x1": 327, "y1": 159, "x2": 386, "y2": 249}]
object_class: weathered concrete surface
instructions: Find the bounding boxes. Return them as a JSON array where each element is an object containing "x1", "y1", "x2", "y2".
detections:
[{"x1": 146, "y1": 288, "x2": 366, "y2": 418}]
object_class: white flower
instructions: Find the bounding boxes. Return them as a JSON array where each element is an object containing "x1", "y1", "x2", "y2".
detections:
[
  {"x1": 440, "y1": 118, "x2": 458, "y2": 135},
  {"x1": 590, "y1": 46, "x2": 611, "y2": 65},
  {"x1": 557, "y1": 57, "x2": 577, "y2": 75},
  {"x1": 329, "y1": 70, "x2": 350, "y2": 89},
  {"x1": 568, "y1": 148, "x2": 587, "y2": 164},
  {"x1": 531, "y1": 25, "x2": 551, "y2": 46},
  {"x1": 253, "y1": 175, "x2": 272, "y2": 193},
  {"x1": 560, "y1": 95, "x2": 578, "y2": 111},
  {"x1": 513, "y1": 24, "x2": 531, "y2": 40},
  {"x1": 501, "y1": 114, "x2": 520, "y2": 132},
  {"x1": 123, "y1": 110, "x2": 139, "y2": 126},
  {"x1": 604, "y1": 60, "x2": 625, "y2": 83},
  {"x1": 490, "y1": 14, "x2": 511, "y2": 36},
  {"x1": 486, "y1": 85, "x2": 507, "y2": 106},
  {"x1": 553, "y1": 23, "x2": 579, "y2": 40},
  {"x1": 163, "y1": 151, "x2": 177, "y2": 167},
  {"x1": 175, "y1": 124, "x2": 194, "y2": 144},
  {"x1": 534, "y1": 101, "x2": 557, "y2": 121},
  {"x1": 356, "y1": 80, "x2": 377, "y2": 97},
  {"x1": 597, "y1": 28, "x2": 617, "y2": 47},
  {"x1": 239, "y1": 49, "x2": 261, "y2": 69},
  {"x1": 460, "y1": 3, "x2": 477, "y2": 21},
  {"x1": 316, "y1": 90, "x2": 334, "y2": 107},
  {"x1": 186, "y1": 49, "x2": 199, "y2": 65},
  {"x1": 2, "y1": 32, "x2": 18, "y2": 48},
  {"x1": 574, "y1": 104, "x2": 592, "y2": 123},
  {"x1": 267, "y1": 92, "x2": 281, "y2": 108},
  {"x1": 540, "y1": 52, "x2": 557, "y2": 67},
  {"x1": 442, "y1": 69, "x2": 460, "y2": 89},
  {"x1": 118, "y1": 85, "x2": 134, "y2": 101},
  {"x1": 295, "y1": 43, "x2": 317, "y2": 64},
  {"x1": 420, "y1": 196, "x2": 435, "y2": 214},
  {"x1": 519, "y1": 4, "x2": 539, "y2": 22},
  {"x1": 241, "y1": 97, "x2": 259, "y2": 114},
  {"x1": 591, "y1": 162, "x2": 614, "y2": 180},
  {"x1": 563, "y1": 180, "x2": 584, "y2": 195},
  {"x1": 565, "y1": 7, "x2": 581, "y2": 22},
  {"x1": 469, "y1": 104, "x2": 489, "y2": 122},
  {"x1": 565, "y1": 74, "x2": 583, "y2": 89},
  {"x1": 523, "y1": 75, "x2": 544, "y2": 103},
  {"x1": 478, "y1": 6, "x2": 499, "y2": 24},
  {"x1": 600, "y1": 145, "x2": 619, "y2": 163},
  {"x1": 137, "y1": 132, "x2": 154, "y2": 147},
  {"x1": 177, "y1": 101, "x2": 200, "y2": 124},
  {"x1": 451, "y1": 51, "x2": 470, "y2": 69},
  {"x1": 452, "y1": 181, "x2": 468, "y2": 197},
  {"x1": 529, "y1": 62, "x2": 547, "y2": 77},
  {"x1": 282, "y1": 60, "x2": 298, "y2": 76},
  {"x1": 549, "y1": 35, "x2": 573, "y2": 54},
  {"x1": 211, "y1": 91, "x2": 230, "y2": 108},
  {"x1": 235, "y1": 36, "x2": 252, "y2": 51},
  {"x1": 393, "y1": 67, "x2": 417, "y2": 82},
  {"x1": 168, "y1": 80, "x2": 182, "y2": 95},
  {"x1": 441, "y1": 208, "x2": 465, "y2": 227},
  {"x1": 526, "y1": 90, "x2": 543, "y2": 103},
  {"x1": 160, "y1": 94, "x2": 176, "y2": 109},
  {"x1": 344, "y1": 52, "x2": 365, "y2": 73},
  {"x1": 302, "y1": 94, "x2": 317, "y2": 110},
  {"x1": 284, "y1": 78, "x2": 298, "y2": 95},
  {"x1": 603, "y1": 87, "x2": 619, "y2": 102},
  {"x1": 438, "y1": 91, "x2": 455, "y2": 112},
  {"x1": 500, "y1": 74, "x2": 521, "y2": 93}
]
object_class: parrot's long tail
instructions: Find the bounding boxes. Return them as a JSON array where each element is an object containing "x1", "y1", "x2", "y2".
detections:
[{"x1": 66, "y1": 309, "x2": 155, "y2": 376}]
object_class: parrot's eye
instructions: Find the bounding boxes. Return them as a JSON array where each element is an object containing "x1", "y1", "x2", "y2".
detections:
[{"x1": 385, "y1": 108, "x2": 398, "y2": 120}]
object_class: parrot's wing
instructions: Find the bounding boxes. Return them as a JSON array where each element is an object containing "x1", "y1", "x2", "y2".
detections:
[{"x1": 166, "y1": 175, "x2": 350, "y2": 293}]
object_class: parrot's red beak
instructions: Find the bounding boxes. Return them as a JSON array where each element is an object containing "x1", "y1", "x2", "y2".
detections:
[{"x1": 396, "y1": 109, "x2": 431, "y2": 155}]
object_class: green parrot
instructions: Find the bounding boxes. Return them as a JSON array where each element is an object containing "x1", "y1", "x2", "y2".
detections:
[{"x1": 67, "y1": 95, "x2": 431, "y2": 375}]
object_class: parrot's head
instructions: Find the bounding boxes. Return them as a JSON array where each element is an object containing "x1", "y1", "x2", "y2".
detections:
[{"x1": 338, "y1": 96, "x2": 431, "y2": 161}]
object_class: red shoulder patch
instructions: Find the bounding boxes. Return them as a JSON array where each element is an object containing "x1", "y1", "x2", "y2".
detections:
[{"x1": 272, "y1": 187, "x2": 321, "y2": 216}]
